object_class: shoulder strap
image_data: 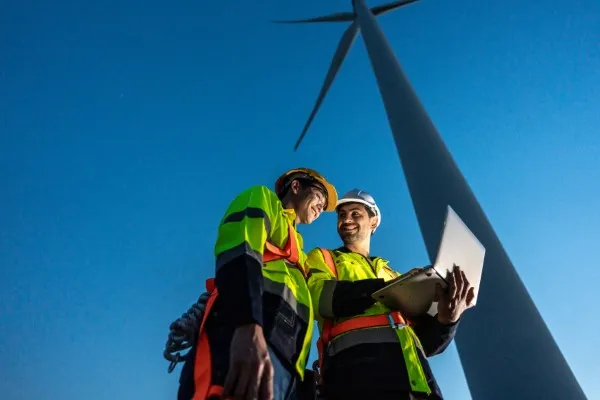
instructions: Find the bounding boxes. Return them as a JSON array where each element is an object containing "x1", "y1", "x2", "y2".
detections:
[
  {"x1": 262, "y1": 224, "x2": 306, "y2": 278},
  {"x1": 318, "y1": 248, "x2": 338, "y2": 279},
  {"x1": 263, "y1": 223, "x2": 300, "y2": 265}
]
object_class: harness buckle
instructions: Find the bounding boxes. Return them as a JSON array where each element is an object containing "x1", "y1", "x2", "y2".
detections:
[
  {"x1": 167, "y1": 352, "x2": 181, "y2": 373},
  {"x1": 387, "y1": 312, "x2": 405, "y2": 330}
]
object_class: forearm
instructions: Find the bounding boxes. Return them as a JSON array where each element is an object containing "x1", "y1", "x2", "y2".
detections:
[
  {"x1": 319, "y1": 278, "x2": 386, "y2": 318},
  {"x1": 411, "y1": 313, "x2": 459, "y2": 356},
  {"x1": 215, "y1": 255, "x2": 264, "y2": 327}
]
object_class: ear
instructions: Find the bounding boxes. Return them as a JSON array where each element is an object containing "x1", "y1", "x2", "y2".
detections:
[
  {"x1": 289, "y1": 179, "x2": 302, "y2": 195},
  {"x1": 370, "y1": 216, "x2": 379, "y2": 233}
]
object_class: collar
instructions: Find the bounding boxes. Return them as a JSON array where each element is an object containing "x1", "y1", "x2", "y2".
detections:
[
  {"x1": 283, "y1": 208, "x2": 297, "y2": 227},
  {"x1": 337, "y1": 246, "x2": 379, "y2": 261}
]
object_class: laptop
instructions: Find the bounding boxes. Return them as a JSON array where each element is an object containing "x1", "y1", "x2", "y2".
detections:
[{"x1": 371, "y1": 205, "x2": 486, "y2": 317}]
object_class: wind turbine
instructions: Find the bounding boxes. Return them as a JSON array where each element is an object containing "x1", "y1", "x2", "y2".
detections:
[{"x1": 278, "y1": 0, "x2": 587, "y2": 399}]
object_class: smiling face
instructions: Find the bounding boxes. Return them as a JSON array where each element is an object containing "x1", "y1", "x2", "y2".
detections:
[
  {"x1": 337, "y1": 202, "x2": 378, "y2": 244},
  {"x1": 291, "y1": 180, "x2": 328, "y2": 224}
]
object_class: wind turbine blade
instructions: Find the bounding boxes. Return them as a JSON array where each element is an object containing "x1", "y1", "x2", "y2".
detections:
[
  {"x1": 293, "y1": 22, "x2": 359, "y2": 151},
  {"x1": 371, "y1": 0, "x2": 420, "y2": 16},
  {"x1": 272, "y1": 12, "x2": 355, "y2": 24}
]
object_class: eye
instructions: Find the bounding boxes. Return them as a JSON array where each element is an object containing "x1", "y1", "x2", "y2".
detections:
[
  {"x1": 319, "y1": 195, "x2": 326, "y2": 207},
  {"x1": 312, "y1": 189, "x2": 324, "y2": 204}
]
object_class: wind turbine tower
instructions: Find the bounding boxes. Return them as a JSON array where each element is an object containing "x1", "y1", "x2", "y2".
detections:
[{"x1": 278, "y1": 0, "x2": 587, "y2": 398}]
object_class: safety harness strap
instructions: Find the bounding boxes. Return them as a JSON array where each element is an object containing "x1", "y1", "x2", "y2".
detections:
[
  {"x1": 318, "y1": 247, "x2": 337, "y2": 279},
  {"x1": 264, "y1": 223, "x2": 304, "y2": 276},
  {"x1": 192, "y1": 278, "x2": 221, "y2": 400},
  {"x1": 327, "y1": 312, "x2": 406, "y2": 342}
]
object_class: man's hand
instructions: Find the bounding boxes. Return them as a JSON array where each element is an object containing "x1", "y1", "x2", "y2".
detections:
[
  {"x1": 435, "y1": 265, "x2": 475, "y2": 325},
  {"x1": 223, "y1": 323, "x2": 274, "y2": 400}
]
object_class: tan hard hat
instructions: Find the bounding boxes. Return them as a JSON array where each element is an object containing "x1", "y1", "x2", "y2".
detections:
[{"x1": 275, "y1": 167, "x2": 338, "y2": 212}]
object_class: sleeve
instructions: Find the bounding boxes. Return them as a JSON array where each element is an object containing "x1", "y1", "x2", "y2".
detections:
[
  {"x1": 410, "y1": 313, "x2": 459, "y2": 357},
  {"x1": 306, "y1": 248, "x2": 386, "y2": 320},
  {"x1": 213, "y1": 185, "x2": 279, "y2": 328}
]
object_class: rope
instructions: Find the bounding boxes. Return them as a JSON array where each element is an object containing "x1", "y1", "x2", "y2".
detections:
[{"x1": 163, "y1": 292, "x2": 210, "y2": 373}]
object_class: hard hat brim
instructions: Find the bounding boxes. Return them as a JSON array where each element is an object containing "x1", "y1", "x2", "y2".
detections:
[{"x1": 315, "y1": 178, "x2": 338, "y2": 212}]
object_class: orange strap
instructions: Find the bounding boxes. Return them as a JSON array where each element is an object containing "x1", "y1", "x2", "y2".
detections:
[
  {"x1": 207, "y1": 385, "x2": 224, "y2": 399},
  {"x1": 318, "y1": 248, "x2": 338, "y2": 279},
  {"x1": 328, "y1": 312, "x2": 406, "y2": 342},
  {"x1": 193, "y1": 279, "x2": 220, "y2": 400},
  {"x1": 316, "y1": 311, "x2": 407, "y2": 381},
  {"x1": 263, "y1": 223, "x2": 304, "y2": 276}
]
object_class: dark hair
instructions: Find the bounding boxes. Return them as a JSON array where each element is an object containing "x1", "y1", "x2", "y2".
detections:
[
  {"x1": 277, "y1": 176, "x2": 320, "y2": 200},
  {"x1": 365, "y1": 206, "x2": 376, "y2": 218}
]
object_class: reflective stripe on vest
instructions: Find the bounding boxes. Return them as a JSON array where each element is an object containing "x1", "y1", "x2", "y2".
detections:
[
  {"x1": 263, "y1": 276, "x2": 311, "y2": 324},
  {"x1": 316, "y1": 248, "x2": 431, "y2": 395}
]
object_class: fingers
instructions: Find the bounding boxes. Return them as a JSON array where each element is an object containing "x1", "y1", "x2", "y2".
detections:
[
  {"x1": 466, "y1": 287, "x2": 476, "y2": 307},
  {"x1": 246, "y1": 360, "x2": 266, "y2": 400},
  {"x1": 449, "y1": 266, "x2": 458, "y2": 301},
  {"x1": 259, "y1": 358, "x2": 274, "y2": 400},
  {"x1": 234, "y1": 361, "x2": 252, "y2": 400},
  {"x1": 223, "y1": 353, "x2": 273, "y2": 400},
  {"x1": 223, "y1": 362, "x2": 239, "y2": 399},
  {"x1": 442, "y1": 265, "x2": 476, "y2": 321},
  {"x1": 454, "y1": 265, "x2": 464, "y2": 295},
  {"x1": 460, "y1": 269, "x2": 470, "y2": 300},
  {"x1": 229, "y1": 357, "x2": 263, "y2": 400},
  {"x1": 434, "y1": 283, "x2": 445, "y2": 302}
]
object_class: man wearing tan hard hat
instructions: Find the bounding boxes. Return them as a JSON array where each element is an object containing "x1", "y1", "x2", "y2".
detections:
[{"x1": 164, "y1": 168, "x2": 337, "y2": 400}]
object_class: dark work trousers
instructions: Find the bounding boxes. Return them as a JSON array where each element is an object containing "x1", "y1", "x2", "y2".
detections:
[
  {"x1": 323, "y1": 387, "x2": 430, "y2": 400},
  {"x1": 319, "y1": 340, "x2": 443, "y2": 400}
]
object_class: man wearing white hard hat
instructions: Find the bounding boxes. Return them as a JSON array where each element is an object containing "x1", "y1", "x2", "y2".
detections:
[{"x1": 305, "y1": 189, "x2": 474, "y2": 400}]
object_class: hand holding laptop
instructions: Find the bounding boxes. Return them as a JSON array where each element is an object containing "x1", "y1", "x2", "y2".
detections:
[
  {"x1": 435, "y1": 264, "x2": 476, "y2": 325},
  {"x1": 371, "y1": 206, "x2": 486, "y2": 318}
]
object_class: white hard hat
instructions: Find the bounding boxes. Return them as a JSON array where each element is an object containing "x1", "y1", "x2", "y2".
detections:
[{"x1": 336, "y1": 189, "x2": 381, "y2": 229}]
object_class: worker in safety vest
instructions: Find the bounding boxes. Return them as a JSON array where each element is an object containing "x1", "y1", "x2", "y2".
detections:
[
  {"x1": 306, "y1": 189, "x2": 475, "y2": 400},
  {"x1": 173, "y1": 168, "x2": 338, "y2": 400}
]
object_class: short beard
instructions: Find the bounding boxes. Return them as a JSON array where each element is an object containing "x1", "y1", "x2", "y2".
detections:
[{"x1": 340, "y1": 230, "x2": 361, "y2": 244}]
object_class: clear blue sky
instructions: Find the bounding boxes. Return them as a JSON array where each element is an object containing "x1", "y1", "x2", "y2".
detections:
[{"x1": 1, "y1": 0, "x2": 599, "y2": 398}]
